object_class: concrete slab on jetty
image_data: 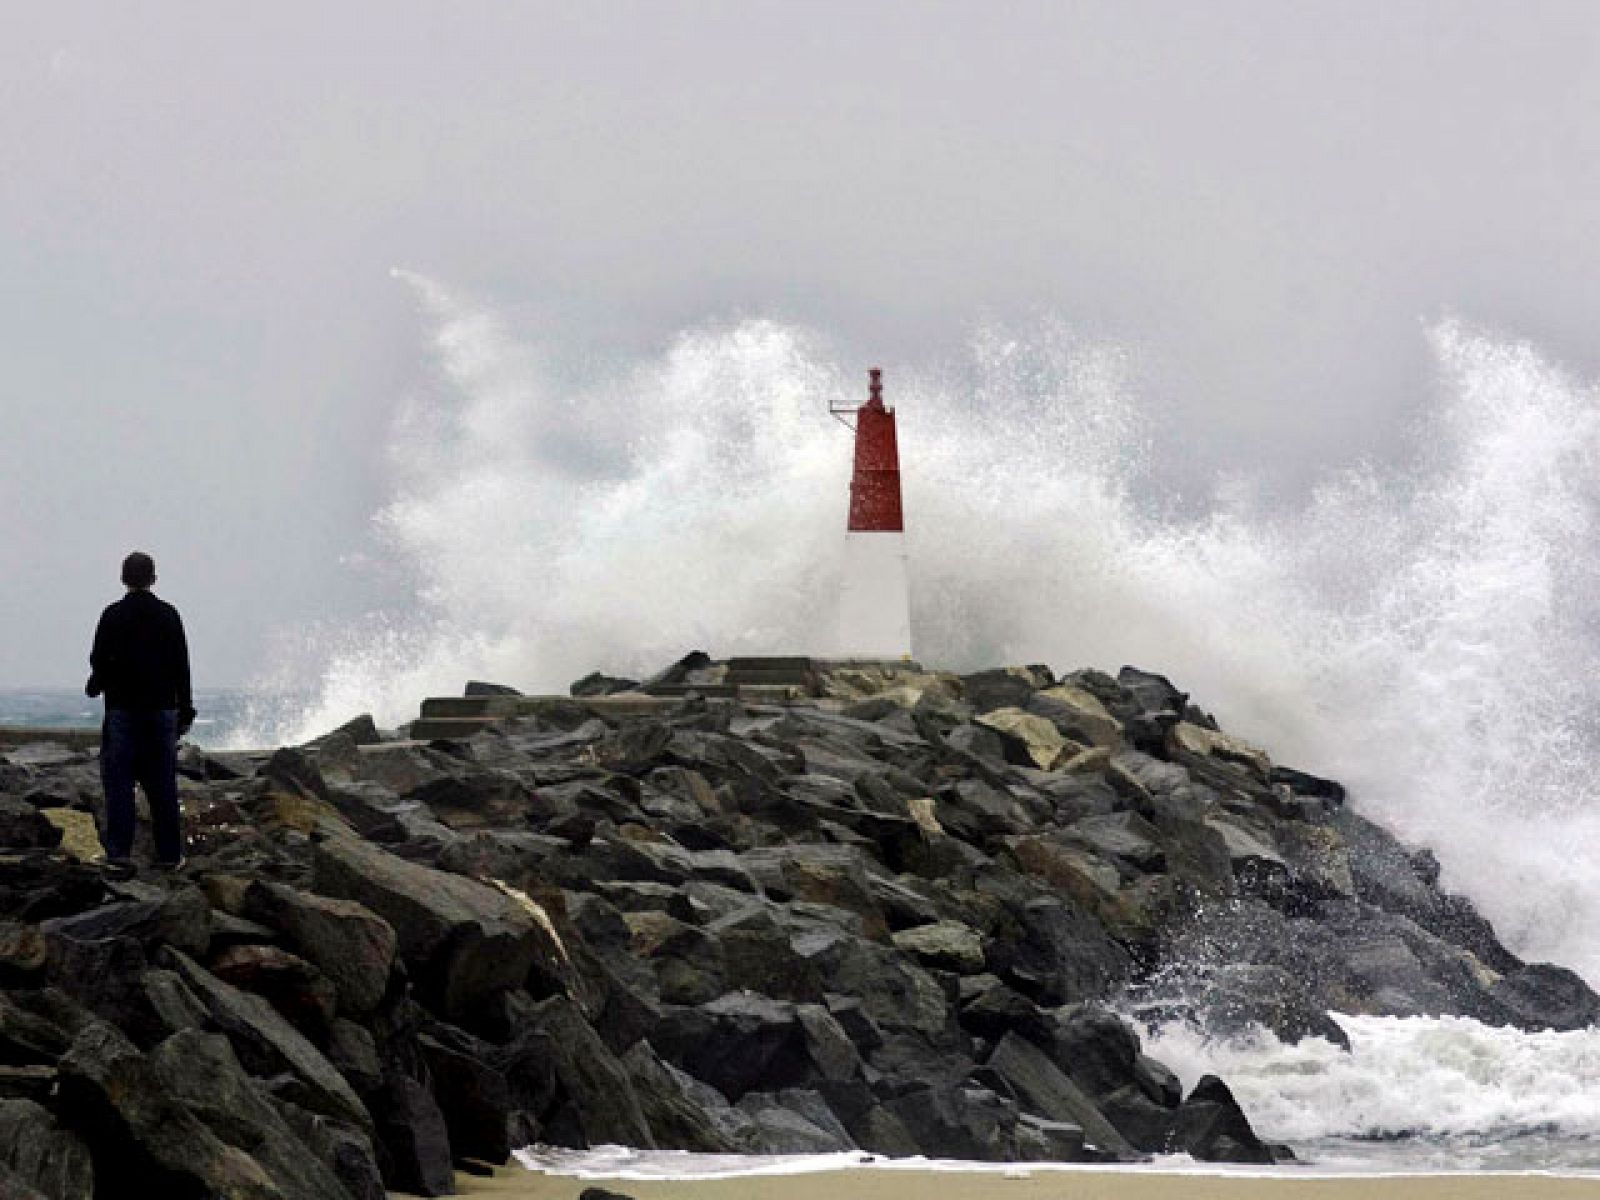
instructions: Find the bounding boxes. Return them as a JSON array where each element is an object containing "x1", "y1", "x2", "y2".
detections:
[
  {"x1": 409, "y1": 693, "x2": 693, "y2": 740},
  {"x1": 408, "y1": 655, "x2": 923, "y2": 740}
]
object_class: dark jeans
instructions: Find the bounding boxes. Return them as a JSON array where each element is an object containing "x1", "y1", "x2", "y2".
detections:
[{"x1": 100, "y1": 708, "x2": 183, "y2": 863}]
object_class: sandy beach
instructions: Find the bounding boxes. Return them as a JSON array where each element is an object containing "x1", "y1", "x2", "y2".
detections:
[{"x1": 399, "y1": 1165, "x2": 1600, "y2": 1200}]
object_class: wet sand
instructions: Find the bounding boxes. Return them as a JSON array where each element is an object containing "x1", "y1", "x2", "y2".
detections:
[{"x1": 406, "y1": 1165, "x2": 1600, "y2": 1200}]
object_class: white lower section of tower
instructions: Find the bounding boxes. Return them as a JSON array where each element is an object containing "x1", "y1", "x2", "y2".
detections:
[{"x1": 837, "y1": 531, "x2": 913, "y2": 659}]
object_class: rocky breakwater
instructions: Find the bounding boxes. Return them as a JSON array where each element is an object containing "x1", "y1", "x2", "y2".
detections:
[{"x1": 0, "y1": 658, "x2": 1594, "y2": 1198}]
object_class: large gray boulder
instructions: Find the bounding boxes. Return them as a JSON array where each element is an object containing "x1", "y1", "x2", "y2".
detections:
[
  {"x1": 40, "y1": 883, "x2": 211, "y2": 960},
  {"x1": 150, "y1": 1030, "x2": 354, "y2": 1200},
  {"x1": 527, "y1": 996, "x2": 654, "y2": 1148},
  {"x1": 651, "y1": 992, "x2": 811, "y2": 1102},
  {"x1": 371, "y1": 1074, "x2": 455, "y2": 1198},
  {"x1": 983, "y1": 1032, "x2": 1136, "y2": 1160},
  {"x1": 311, "y1": 833, "x2": 553, "y2": 1027},
  {"x1": 0, "y1": 1099, "x2": 93, "y2": 1200},
  {"x1": 57, "y1": 1021, "x2": 281, "y2": 1199},
  {"x1": 238, "y1": 880, "x2": 397, "y2": 1016},
  {"x1": 163, "y1": 950, "x2": 370, "y2": 1130},
  {"x1": 620, "y1": 1041, "x2": 756, "y2": 1153}
]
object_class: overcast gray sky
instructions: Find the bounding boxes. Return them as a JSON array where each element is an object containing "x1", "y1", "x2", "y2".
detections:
[{"x1": 4, "y1": 1, "x2": 1599, "y2": 686}]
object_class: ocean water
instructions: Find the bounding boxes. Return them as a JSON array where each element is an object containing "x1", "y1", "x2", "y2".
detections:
[
  {"x1": 0, "y1": 688, "x2": 305, "y2": 751},
  {"x1": 36, "y1": 276, "x2": 1600, "y2": 1170}
]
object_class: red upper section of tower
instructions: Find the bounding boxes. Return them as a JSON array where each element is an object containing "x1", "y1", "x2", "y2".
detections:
[{"x1": 848, "y1": 368, "x2": 904, "y2": 532}]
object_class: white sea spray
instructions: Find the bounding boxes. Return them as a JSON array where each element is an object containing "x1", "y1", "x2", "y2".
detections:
[
  {"x1": 249, "y1": 275, "x2": 1600, "y2": 993},
  {"x1": 1141, "y1": 1013, "x2": 1600, "y2": 1169}
]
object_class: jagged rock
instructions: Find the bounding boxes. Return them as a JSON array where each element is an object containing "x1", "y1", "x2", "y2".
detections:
[
  {"x1": 1488, "y1": 964, "x2": 1600, "y2": 1032},
  {"x1": 0, "y1": 925, "x2": 46, "y2": 982},
  {"x1": 736, "y1": 1089, "x2": 855, "y2": 1152},
  {"x1": 0, "y1": 802, "x2": 61, "y2": 851},
  {"x1": 0, "y1": 1067, "x2": 55, "y2": 1104},
  {"x1": 641, "y1": 651, "x2": 715, "y2": 692},
  {"x1": 1046, "y1": 1005, "x2": 1143, "y2": 1099},
  {"x1": 1335, "y1": 811, "x2": 1519, "y2": 972},
  {"x1": 983, "y1": 889, "x2": 1134, "y2": 1007},
  {"x1": 707, "y1": 908, "x2": 827, "y2": 1002},
  {"x1": 1002, "y1": 836, "x2": 1155, "y2": 942},
  {"x1": 934, "y1": 779, "x2": 1029, "y2": 841},
  {"x1": 326, "y1": 1019, "x2": 383, "y2": 1095},
  {"x1": 305, "y1": 714, "x2": 383, "y2": 749},
  {"x1": 0, "y1": 990, "x2": 85, "y2": 1066},
  {"x1": 959, "y1": 668, "x2": 1049, "y2": 713},
  {"x1": 371, "y1": 1073, "x2": 454, "y2": 1197},
  {"x1": 466, "y1": 681, "x2": 523, "y2": 697},
  {"x1": 163, "y1": 949, "x2": 370, "y2": 1129},
  {"x1": 405, "y1": 770, "x2": 536, "y2": 831},
  {"x1": 529, "y1": 996, "x2": 654, "y2": 1148},
  {"x1": 311, "y1": 833, "x2": 545, "y2": 1028},
  {"x1": 40, "y1": 883, "x2": 211, "y2": 960},
  {"x1": 1169, "y1": 722, "x2": 1272, "y2": 782},
  {"x1": 273, "y1": 1103, "x2": 386, "y2": 1200},
  {"x1": 150, "y1": 1030, "x2": 353, "y2": 1200},
  {"x1": 944, "y1": 723, "x2": 1008, "y2": 761},
  {"x1": 621, "y1": 1041, "x2": 754, "y2": 1153},
  {"x1": 891, "y1": 921, "x2": 987, "y2": 975},
  {"x1": 975, "y1": 709, "x2": 1070, "y2": 770},
  {"x1": 739, "y1": 846, "x2": 886, "y2": 936},
  {"x1": 1015, "y1": 1111, "x2": 1090, "y2": 1161},
  {"x1": 0, "y1": 763, "x2": 34, "y2": 796},
  {"x1": 556, "y1": 895, "x2": 663, "y2": 1054},
  {"x1": 957, "y1": 975, "x2": 1053, "y2": 1044},
  {"x1": 236, "y1": 880, "x2": 397, "y2": 1016},
  {"x1": 140, "y1": 968, "x2": 210, "y2": 1038},
  {"x1": 0, "y1": 1099, "x2": 93, "y2": 1200},
  {"x1": 652, "y1": 992, "x2": 809, "y2": 1102},
  {"x1": 18, "y1": 776, "x2": 76, "y2": 809},
  {"x1": 0, "y1": 747, "x2": 76, "y2": 770},
  {"x1": 880, "y1": 1083, "x2": 1022, "y2": 1162},
  {"x1": 419, "y1": 1025, "x2": 515, "y2": 1165},
  {"x1": 57, "y1": 1021, "x2": 281, "y2": 1199},
  {"x1": 570, "y1": 672, "x2": 640, "y2": 697},
  {"x1": 1109, "y1": 668, "x2": 1188, "y2": 752},
  {"x1": 1271, "y1": 765, "x2": 1346, "y2": 812},
  {"x1": 1167, "y1": 1074, "x2": 1275, "y2": 1163},
  {"x1": 1068, "y1": 811, "x2": 1167, "y2": 873},
  {"x1": 1135, "y1": 1053, "x2": 1183, "y2": 1107},
  {"x1": 43, "y1": 933, "x2": 156, "y2": 1043},
  {"x1": 209, "y1": 944, "x2": 339, "y2": 1038},
  {"x1": 1333, "y1": 931, "x2": 1458, "y2": 1016},
  {"x1": 983, "y1": 1032, "x2": 1136, "y2": 1160},
  {"x1": 1027, "y1": 686, "x2": 1124, "y2": 748},
  {"x1": 795, "y1": 1002, "x2": 862, "y2": 1081},
  {"x1": 797, "y1": 934, "x2": 952, "y2": 1039},
  {"x1": 41, "y1": 810, "x2": 103, "y2": 864}
]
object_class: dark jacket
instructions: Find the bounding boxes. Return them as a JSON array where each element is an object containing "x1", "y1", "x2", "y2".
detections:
[{"x1": 88, "y1": 590, "x2": 193, "y2": 713}]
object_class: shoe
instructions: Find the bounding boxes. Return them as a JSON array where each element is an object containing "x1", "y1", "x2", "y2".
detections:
[
  {"x1": 153, "y1": 856, "x2": 188, "y2": 872},
  {"x1": 103, "y1": 857, "x2": 136, "y2": 881}
]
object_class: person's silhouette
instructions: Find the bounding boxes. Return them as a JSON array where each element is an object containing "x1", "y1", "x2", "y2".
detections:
[{"x1": 87, "y1": 551, "x2": 194, "y2": 874}]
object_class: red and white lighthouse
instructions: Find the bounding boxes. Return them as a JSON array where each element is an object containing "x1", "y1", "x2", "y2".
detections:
[{"x1": 838, "y1": 368, "x2": 912, "y2": 658}]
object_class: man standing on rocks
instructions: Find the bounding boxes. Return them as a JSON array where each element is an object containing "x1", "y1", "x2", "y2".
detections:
[{"x1": 86, "y1": 551, "x2": 195, "y2": 875}]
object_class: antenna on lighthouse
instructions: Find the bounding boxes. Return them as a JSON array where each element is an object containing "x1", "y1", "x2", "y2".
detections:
[{"x1": 837, "y1": 368, "x2": 912, "y2": 659}]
